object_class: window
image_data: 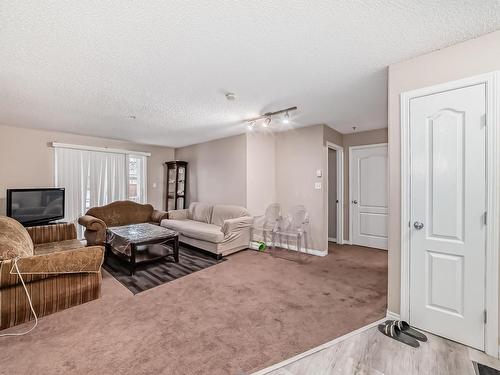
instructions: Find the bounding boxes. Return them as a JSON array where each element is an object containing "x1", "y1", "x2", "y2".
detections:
[
  {"x1": 82, "y1": 155, "x2": 146, "y2": 210},
  {"x1": 127, "y1": 155, "x2": 147, "y2": 203},
  {"x1": 128, "y1": 158, "x2": 138, "y2": 201}
]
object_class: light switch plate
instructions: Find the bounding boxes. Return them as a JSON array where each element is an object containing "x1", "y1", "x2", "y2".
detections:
[
  {"x1": 316, "y1": 169, "x2": 323, "y2": 177},
  {"x1": 315, "y1": 182, "x2": 322, "y2": 190}
]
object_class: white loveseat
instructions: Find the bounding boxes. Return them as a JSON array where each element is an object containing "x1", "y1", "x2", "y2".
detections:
[{"x1": 161, "y1": 202, "x2": 253, "y2": 257}]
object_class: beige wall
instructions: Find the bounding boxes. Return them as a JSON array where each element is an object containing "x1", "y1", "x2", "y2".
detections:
[
  {"x1": 387, "y1": 30, "x2": 500, "y2": 315},
  {"x1": 174, "y1": 134, "x2": 247, "y2": 207},
  {"x1": 323, "y1": 125, "x2": 343, "y2": 147},
  {"x1": 246, "y1": 132, "x2": 276, "y2": 216},
  {"x1": 275, "y1": 125, "x2": 326, "y2": 251},
  {"x1": 0, "y1": 124, "x2": 174, "y2": 214}
]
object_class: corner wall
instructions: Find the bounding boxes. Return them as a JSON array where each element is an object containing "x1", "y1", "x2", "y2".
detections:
[
  {"x1": 174, "y1": 124, "x2": 388, "y2": 254},
  {"x1": 174, "y1": 134, "x2": 247, "y2": 207},
  {"x1": 175, "y1": 125, "x2": 327, "y2": 252}
]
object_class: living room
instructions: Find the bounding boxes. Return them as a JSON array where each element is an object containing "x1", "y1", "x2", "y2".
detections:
[{"x1": 1, "y1": 2, "x2": 500, "y2": 375}]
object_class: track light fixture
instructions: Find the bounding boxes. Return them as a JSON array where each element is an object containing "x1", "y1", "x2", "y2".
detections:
[
  {"x1": 282, "y1": 111, "x2": 290, "y2": 124},
  {"x1": 244, "y1": 106, "x2": 297, "y2": 129}
]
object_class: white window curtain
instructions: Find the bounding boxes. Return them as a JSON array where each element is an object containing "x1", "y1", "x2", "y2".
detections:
[
  {"x1": 54, "y1": 147, "x2": 88, "y2": 225},
  {"x1": 88, "y1": 151, "x2": 127, "y2": 207},
  {"x1": 55, "y1": 147, "x2": 128, "y2": 237}
]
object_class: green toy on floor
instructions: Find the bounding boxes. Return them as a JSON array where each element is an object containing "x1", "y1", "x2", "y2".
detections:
[{"x1": 249, "y1": 241, "x2": 267, "y2": 251}]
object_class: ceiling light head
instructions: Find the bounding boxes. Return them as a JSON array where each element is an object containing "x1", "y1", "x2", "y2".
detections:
[
  {"x1": 247, "y1": 121, "x2": 256, "y2": 131},
  {"x1": 225, "y1": 92, "x2": 236, "y2": 101},
  {"x1": 242, "y1": 106, "x2": 297, "y2": 129},
  {"x1": 282, "y1": 111, "x2": 290, "y2": 124}
]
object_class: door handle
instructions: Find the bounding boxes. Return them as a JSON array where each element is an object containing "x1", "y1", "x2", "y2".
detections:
[
  {"x1": 413, "y1": 221, "x2": 424, "y2": 230},
  {"x1": 352, "y1": 200, "x2": 358, "y2": 204}
]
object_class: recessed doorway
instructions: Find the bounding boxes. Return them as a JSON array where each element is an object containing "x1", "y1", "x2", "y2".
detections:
[{"x1": 327, "y1": 141, "x2": 344, "y2": 245}]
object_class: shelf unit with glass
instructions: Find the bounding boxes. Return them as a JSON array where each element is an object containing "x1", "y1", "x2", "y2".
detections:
[{"x1": 165, "y1": 161, "x2": 187, "y2": 211}]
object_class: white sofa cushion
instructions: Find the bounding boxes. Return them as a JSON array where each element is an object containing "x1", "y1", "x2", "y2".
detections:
[
  {"x1": 211, "y1": 205, "x2": 250, "y2": 227},
  {"x1": 161, "y1": 219, "x2": 224, "y2": 243},
  {"x1": 188, "y1": 202, "x2": 213, "y2": 224}
]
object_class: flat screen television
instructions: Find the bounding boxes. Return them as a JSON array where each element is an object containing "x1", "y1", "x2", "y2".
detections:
[{"x1": 6, "y1": 188, "x2": 65, "y2": 226}]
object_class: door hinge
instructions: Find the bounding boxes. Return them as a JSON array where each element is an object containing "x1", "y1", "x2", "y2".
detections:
[
  {"x1": 482, "y1": 114, "x2": 487, "y2": 127},
  {"x1": 484, "y1": 310, "x2": 488, "y2": 324},
  {"x1": 484, "y1": 211, "x2": 487, "y2": 225}
]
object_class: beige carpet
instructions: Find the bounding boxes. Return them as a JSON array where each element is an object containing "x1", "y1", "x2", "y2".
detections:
[{"x1": 0, "y1": 244, "x2": 387, "y2": 375}]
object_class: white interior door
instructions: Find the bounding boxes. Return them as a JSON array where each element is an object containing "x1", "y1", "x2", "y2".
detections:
[
  {"x1": 409, "y1": 83, "x2": 486, "y2": 350},
  {"x1": 350, "y1": 144, "x2": 388, "y2": 249}
]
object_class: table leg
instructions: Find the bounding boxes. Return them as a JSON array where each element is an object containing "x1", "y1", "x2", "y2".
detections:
[
  {"x1": 129, "y1": 244, "x2": 136, "y2": 276},
  {"x1": 174, "y1": 236, "x2": 179, "y2": 263}
]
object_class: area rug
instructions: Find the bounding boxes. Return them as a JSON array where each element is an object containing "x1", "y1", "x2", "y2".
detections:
[
  {"x1": 103, "y1": 245, "x2": 225, "y2": 294},
  {"x1": 475, "y1": 362, "x2": 500, "y2": 375},
  {"x1": 0, "y1": 244, "x2": 387, "y2": 375}
]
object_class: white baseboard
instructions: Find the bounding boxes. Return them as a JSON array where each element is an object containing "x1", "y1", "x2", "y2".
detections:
[
  {"x1": 272, "y1": 242, "x2": 327, "y2": 257},
  {"x1": 251, "y1": 317, "x2": 386, "y2": 375},
  {"x1": 305, "y1": 248, "x2": 328, "y2": 257},
  {"x1": 342, "y1": 240, "x2": 352, "y2": 245},
  {"x1": 386, "y1": 310, "x2": 401, "y2": 321},
  {"x1": 328, "y1": 237, "x2": 337, "y2": 242}
]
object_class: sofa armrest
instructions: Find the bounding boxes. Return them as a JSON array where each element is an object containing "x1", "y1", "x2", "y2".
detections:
[
  {"x1": 168, "y1": 209, "x2": 189, "y2": 220},
  {"x1": 221, "y1": 216, "x2": 254, "y2": 237},
  {"x1": 27, "y1": 223, "x2": 77, "y2": 245},
  {"x1": 15, "y1": 246, "x2": 104, "y2": 275},
  {"x1": 78, "y1": 215, "x2": 106, "y2": 231},
  {"x1": 0, "y1": 246, "x2": 104, "y2": 288},
  {"x1": 151, "y1": 209, "x2": 169, "y2": 223}
]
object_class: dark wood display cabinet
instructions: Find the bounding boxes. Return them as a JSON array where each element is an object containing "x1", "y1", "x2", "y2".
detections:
[{"x1": 165, "y1": 161, "x2": 187, "y2": 211}]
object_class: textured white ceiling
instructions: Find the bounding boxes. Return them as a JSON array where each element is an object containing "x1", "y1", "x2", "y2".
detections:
[{"x1": 1, "y1": 1, "x2": 500, "y2": 147}]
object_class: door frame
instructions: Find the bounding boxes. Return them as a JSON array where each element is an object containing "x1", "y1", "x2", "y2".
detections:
[
  {"x1": 326, "y1": 141, "x2": 344, "y2": 246},
  {"x1": 400, "y1": 72, "x2": 500, "y2": 357},
  {"x1": 348, "y1": 143, "x2": 388, "y2": 248}
]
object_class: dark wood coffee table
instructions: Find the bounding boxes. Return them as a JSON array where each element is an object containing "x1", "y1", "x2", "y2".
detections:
[{"x1": 106, "y1": 223, "x2": 179, "y2": 275}]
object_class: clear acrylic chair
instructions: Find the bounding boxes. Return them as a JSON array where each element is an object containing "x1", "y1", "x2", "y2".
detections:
[
  {"x1": 276, "y1": 205, "x2": 310, "y2": 261},
  {"x1": 251, "y1": 203, "x2": 282, "y2": 248}
]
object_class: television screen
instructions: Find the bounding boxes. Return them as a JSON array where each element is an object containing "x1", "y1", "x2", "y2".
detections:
[{"x1": 7, "y1": 188, "x2": 65, "y2": 226}]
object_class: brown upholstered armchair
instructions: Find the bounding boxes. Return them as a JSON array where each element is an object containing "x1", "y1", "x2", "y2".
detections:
[
  {"x1": 0, "y1": 216, "x2": 104, "y2": 331},
  {"x1": 78, "y1": 200, "x2": 168, "y2": 246}
]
